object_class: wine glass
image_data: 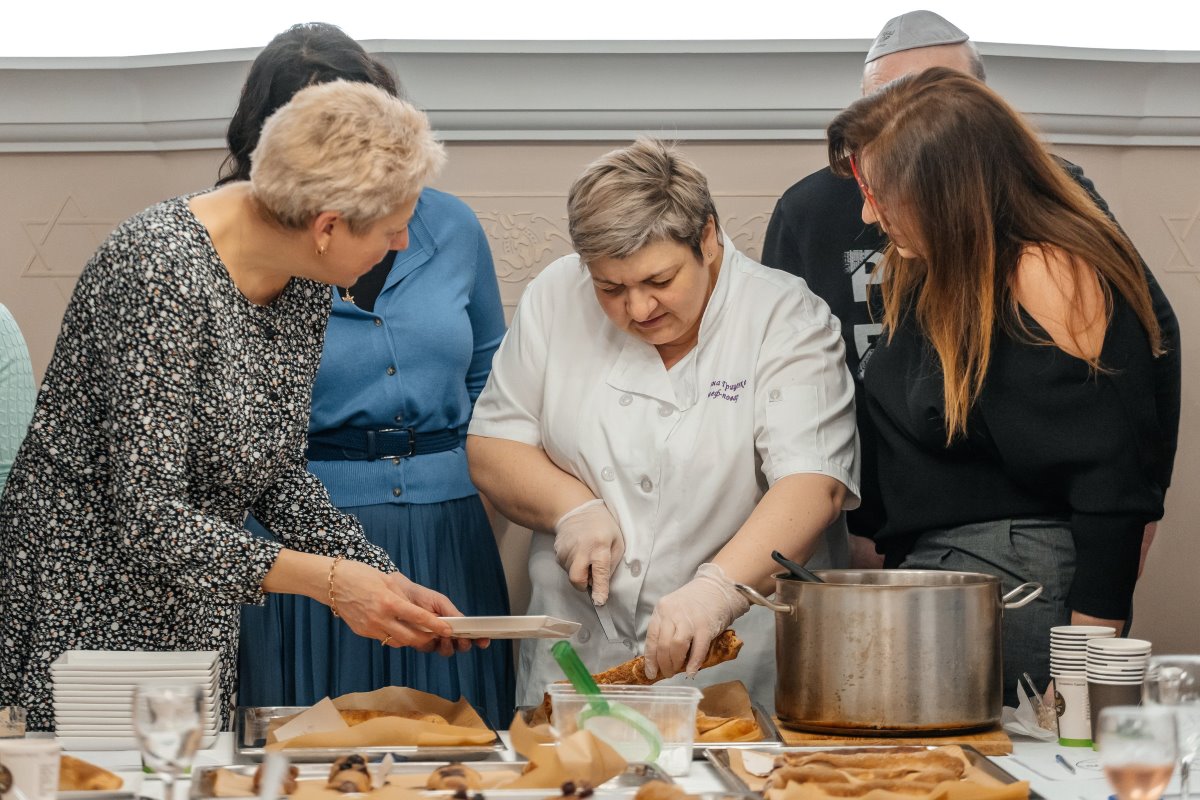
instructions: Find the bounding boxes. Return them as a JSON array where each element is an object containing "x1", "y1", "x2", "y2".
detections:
[
  {"x1": 1144, "y1": 656, "x2": 1200, "y2": 800},
  {"x1": 1098, "y1": 705, "x2": 1179, "y2": 800},
  {"x1": 132, "y1": 682, "x2": 206, "y2": 800}
]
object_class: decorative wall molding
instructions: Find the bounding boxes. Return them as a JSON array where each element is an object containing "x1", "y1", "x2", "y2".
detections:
[{"x1": 2, "y1": 40, "x2": 1198, "y2": 151}]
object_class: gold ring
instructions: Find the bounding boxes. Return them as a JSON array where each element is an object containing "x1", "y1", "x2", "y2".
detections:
[{"x1": 381, "y1": 635, "x2": 393, "y2": 647}]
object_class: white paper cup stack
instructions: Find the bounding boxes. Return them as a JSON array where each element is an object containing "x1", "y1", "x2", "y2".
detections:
[
  {"x1": 1050, "y1": 625, "x2": 1118, "y2": 678},
  {"x1": 1086, "y1": 638, "x2": 1152, "y2": 741},
  {"x1": 1050, "y1": 624, "x2": 1118, "y2": 746},
  {"x1": 1086, "y1": 637, "x2": 1152, "y2": 684}
]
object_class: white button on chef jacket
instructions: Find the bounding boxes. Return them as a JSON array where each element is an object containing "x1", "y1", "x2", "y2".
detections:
[{"x1": 469, "y1": 235, "x2": 860, "y2": 710}]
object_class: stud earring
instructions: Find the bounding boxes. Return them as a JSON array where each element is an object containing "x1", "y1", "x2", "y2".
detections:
[{"x1": 317, "y1": 245, "x2": 328, "y2": 256}]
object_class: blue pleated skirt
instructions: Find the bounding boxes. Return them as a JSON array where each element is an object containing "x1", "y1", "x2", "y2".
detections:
[{"x1": 237, "y1": 496, "x2": 515, "y2": 728}]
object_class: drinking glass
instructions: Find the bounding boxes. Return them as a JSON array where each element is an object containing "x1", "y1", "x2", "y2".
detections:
[
  {"x1": 1098, "y1": 705, "x2": 1179, "y2": 800},
  {"x1": 1144, "y1": 656, "x2": 1200, "y2": 800},
  {"x1": 132, "y1": 682, "x2": 205, "y2": 800}
]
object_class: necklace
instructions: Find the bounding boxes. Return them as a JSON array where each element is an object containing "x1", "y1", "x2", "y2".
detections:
[{"x1": 340, "y1": 289, "x2": 355, "y2": 305}]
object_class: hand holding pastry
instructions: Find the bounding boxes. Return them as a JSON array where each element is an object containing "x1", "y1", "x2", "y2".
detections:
[{"x1": 644, "y1": 563, "x2": 750, "y2": 679}]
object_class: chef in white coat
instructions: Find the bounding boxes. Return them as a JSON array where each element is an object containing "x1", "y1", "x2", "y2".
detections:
[{"x1": 467, "y1": 138, "x2": 860, "y2": 709}]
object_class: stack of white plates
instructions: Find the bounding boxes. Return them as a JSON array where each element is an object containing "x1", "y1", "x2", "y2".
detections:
[
  {"x1": 1087, "y1": 638, "x2": 1153, "y2": 686},
  {"x1": 1050, "y1": 624, "x2": 1118, "y2": 678},
  {"x1": 51, "y1": 650, "x2": 220, "y2": 750}
]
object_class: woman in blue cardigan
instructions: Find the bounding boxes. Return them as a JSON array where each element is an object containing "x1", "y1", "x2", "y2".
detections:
[{"x1": 227, "y1": 23, "x2": 513, "y2": 726}]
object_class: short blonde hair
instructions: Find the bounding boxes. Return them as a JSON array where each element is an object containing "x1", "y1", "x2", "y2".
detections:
[
  {"x1": 250, "y1": 80, "x2": 446, "y2": 233},
  {"x1": 567, "y1": 137, "x2": 719, "y2": 264}
]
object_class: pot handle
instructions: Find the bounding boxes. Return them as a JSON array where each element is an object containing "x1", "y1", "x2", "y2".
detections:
[
  {"x1": 1002, "y1": 581, "x2": 1044, "y2": 609},
  {"x1": 734, "y1": 582, "x2": 794, "y2": 614}
]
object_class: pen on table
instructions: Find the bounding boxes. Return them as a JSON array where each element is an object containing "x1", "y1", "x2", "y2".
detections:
[{"x1": 1056, "y1": 754, "x2": 1077, "y2": 774}]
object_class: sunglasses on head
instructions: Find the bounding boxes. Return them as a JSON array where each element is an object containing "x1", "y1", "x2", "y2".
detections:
[{"x1": 849, "y1": 153, "x2": 887, "y2": 225}]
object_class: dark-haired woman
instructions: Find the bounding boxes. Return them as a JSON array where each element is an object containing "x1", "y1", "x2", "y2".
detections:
[
  {"x1": 827, "y1": 66, "x2": 1180, "y2": 706},
  {"x1": 228, "y1": 23, "x2": 514, "y2": 726}
]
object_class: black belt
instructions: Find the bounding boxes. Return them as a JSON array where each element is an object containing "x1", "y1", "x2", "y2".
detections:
[{"x1": 306, "y1": 427, "x2": 461, "y2": 461}]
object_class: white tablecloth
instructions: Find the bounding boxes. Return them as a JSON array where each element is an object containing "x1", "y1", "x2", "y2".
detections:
[{"x1": 61, "y1": 732, "x2": 1163, "y2": 800}]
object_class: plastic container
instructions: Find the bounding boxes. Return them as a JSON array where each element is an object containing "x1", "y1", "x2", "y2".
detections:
[{"x1": 548, "y1": 684, "x2": 702, "y2": 776}]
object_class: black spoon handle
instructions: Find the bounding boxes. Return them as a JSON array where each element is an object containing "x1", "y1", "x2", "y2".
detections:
[{"x1": 771, "y1": 550, "x2": 826, "y2": 583}]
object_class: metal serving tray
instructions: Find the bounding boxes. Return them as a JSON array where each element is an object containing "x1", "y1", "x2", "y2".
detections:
[
  {"x1": 189, "y1": 761, "x2": 675, "y2": 799},
  {"x1": 703, "y1": 745, "x2": 1045, "y2": 798},
  {"x1": 234, "y1": 705, "x2": 506, "y2": 763},
  {"x1": 699, "y1": 704, "x2": 785, "y2": 755}
]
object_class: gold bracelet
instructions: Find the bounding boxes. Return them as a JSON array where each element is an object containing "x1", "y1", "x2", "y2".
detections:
[{"x1": 328, "y1": 555, "x2": 345, "y2": 618}]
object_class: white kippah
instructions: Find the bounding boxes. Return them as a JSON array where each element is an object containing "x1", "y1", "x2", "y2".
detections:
[{"x1": 866, "y1": 9, "x2": 970, "y2": 64}]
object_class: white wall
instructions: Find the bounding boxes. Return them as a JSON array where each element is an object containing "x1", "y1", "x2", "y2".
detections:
[{"x1": 2, "y1": 40, "x2": 1197, "y2": 652}]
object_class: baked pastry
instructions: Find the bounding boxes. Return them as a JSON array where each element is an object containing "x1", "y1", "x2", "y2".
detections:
[
  {"x1": 764, "y1": 747, "x2": 970, "y2": 797},
  {"x1": 765, "y1": 765, "x2": 851, "y2": 792},
  {"x1": 252, "y1": 763, "x2": 300, "y2": 795},
  {"x1": 800, "y1": 779, "x2": 945, "y2": 797},
  {"x1": 695, "y1": 714, "x2": 760, "y2": 742},
  {"x1": 550, "y1": 780, "x2": 595, "y2": 799},
  {"x1": 539, "y1": 630, "x2": 744, "y2": 719},
  {"x1": 327, "y1": 754, "x2": 372, "y2": 793},
  {"x1": 593, "y1": 630, "x2": 743, "y2": 686},
  {"x1": 59, "y1": 755, "x2": 123, "y2": 792},
  {"x1": 776, "y1": 748, "x2": 965, "y2": 778},
  {"x1": 339, "y1": 709, "x2": 449, "y2": 726},
  {"x1": 426, "y1": 763, "x2": 484, "y2": 791},
  {"x1": 633, "y1": 781, "x2": 694, "y2": 800}
]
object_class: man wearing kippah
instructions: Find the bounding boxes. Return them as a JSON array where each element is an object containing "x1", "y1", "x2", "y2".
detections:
[{"x1": 761, "y1": 9, "x2": 1180, "y2": 705}]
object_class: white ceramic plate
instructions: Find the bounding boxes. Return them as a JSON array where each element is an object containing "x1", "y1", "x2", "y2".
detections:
[
  {"x1": 438, "y1": 615, "x2": 581, "y2": 639},
  {"x1": 56, "y1": 733, "x2": 218, "y2": 751},
  {"x1": 54, "y1": 702, "x2": 140, "y2": 712},
  {"x1": 53, "y1": 686, "x2": 218, "y2": 695},
  {"x1": 52, "y1": 673, "x2": 219, "y2": 687},
  {"x1": 55, "y1": 699, "x2": 218, "y2": 715},
  {"x1": 54, "y1": 695, "x2": 220, "y2": 710},
  {"x1": 56, "y1": 715, "x2": 218, "y2": 727},
  {"x1": 56, "y1": 723, "x2": 219, "y2": 735},
  {"x1": 51, "y1": 668, "x2": 218, "y2": 681},
  {"x1": 51, "y1": 651, "x2": 218, "y2": 669}
]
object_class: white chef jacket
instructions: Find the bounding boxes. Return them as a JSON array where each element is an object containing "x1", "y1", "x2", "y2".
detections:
[{"x1": 469, "y1": 236, "x2": 860, "y2": 710}]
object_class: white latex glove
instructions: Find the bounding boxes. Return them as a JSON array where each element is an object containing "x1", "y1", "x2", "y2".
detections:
[
  {"x1": 644, "y1": 562, "x2": 751, "y2": 680},
  {"x1": 553, "y1": 499, "x2": 625, "y2": 605}
]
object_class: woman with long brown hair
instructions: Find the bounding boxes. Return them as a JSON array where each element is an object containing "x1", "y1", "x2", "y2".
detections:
[{"x1": 827, "y1": 66, "x2": 1179, "y2": 704}]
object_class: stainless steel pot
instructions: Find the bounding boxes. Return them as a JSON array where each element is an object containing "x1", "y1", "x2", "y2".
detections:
[{"x1": 736, "y1": 570, "x2": 1042, "y2": 734}]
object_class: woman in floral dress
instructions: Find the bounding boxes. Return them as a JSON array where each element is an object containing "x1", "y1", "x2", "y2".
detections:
[{"x1": 0, "y1": 80, "x2": 477, "y2": 730}]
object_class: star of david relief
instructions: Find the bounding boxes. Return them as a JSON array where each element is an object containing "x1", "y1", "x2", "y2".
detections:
[
  {"x1": 21, "y1": 196, "x2": 117, "y2": 279},
  {"x1": 1161, "y1": 196, "x2": 1200, "y2": 283}
]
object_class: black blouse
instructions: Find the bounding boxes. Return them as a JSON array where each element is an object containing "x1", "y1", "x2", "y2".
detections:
[{"x1": 863, "y1": 291, "x2": 1176, "y2": 620}]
